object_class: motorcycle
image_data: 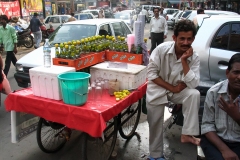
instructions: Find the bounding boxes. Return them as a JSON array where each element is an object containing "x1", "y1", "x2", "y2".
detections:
[
  {"x1": 41, "y1": 23, "x2": 54, "y2": 42},
  {"x1": 17, "y1": 28, "x2": 34, "y2": 48},
  {"x1": 12, "y1": 23, "x2": 34, "y2": 48}
]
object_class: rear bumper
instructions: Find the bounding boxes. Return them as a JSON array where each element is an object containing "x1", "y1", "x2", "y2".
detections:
[{"x1": 14, "y1": 72, "x2": 30, "y2": 88}]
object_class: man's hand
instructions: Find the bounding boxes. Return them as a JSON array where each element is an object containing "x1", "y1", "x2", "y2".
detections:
[
  {"x1": 221, "y1": 149, "x2": 239, "y2": 160},
  {"x1": 218, "y1": 95, "x2": 239, "y2": 114},
  {"x1": 164, "y1": 35, "x2": 167, "y2": 39},
  {"x1": 181, "y1": 47, "x2": 193, "y2": 61},
  {"x1": 149, "y1": 36, "x2": 151, "y2": 39},
  {"x1": 171, "y1": 81, "x2": 187, "y2": 93},
  {"x1": 13, "y1": 47, "x2": 17, "y2": 54}
]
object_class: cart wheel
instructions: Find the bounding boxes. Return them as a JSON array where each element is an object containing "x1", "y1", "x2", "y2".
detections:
[
  {"x1": 119, "y1": 99, "x2": 141, "y2": 139},
  {"x1": 36, "y1": 118, "x2": 67, "y2": 153},
  {"x1": 80, "y1": 117, "x2": 118, "y2": 160}
]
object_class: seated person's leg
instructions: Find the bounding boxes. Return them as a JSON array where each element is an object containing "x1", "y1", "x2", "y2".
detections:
[
  {"x1": 170, "y1": 88, "x2": 200, "y2": 145},
  {"x1": 226, "y1": 142, "x2": 240, "y2": 158},
  {"x1": 146, "y1": 101, "x2": 166, "y2": 159},
  {"x1": 200, "y1": 135, "x2": 224, "y2": 160}
]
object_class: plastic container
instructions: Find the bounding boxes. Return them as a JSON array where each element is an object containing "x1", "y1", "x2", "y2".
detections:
[
  {"x1": 29, "y1": 65, "x2": 75, "y2": 100},
  {"x1": 90, "y1": 62, "x2": 147, "y2": 90},
  {"x1": 58, "y1": 72, "x2": 91, "y2": 106}
]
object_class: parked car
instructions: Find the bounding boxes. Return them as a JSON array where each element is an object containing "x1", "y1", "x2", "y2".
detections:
[
  {"x1": 169, "y1": 10, "x2": 183, "y2": 28},
  {"x1": 192, "y1": 15, "x2": 240, "y2": 91},
  {"x1": 186, "y1": 10, "x2": 238, "y2": 21},
  {"x1": 44, "y1": 15, "x2": 71, "y2": 30},
  {"x1": 114, "y1": 11, "x2": 134, "y2": 29},
  {"x1": 81, "y1": 9, "x2": 101, "y2": 18},
  {"x1": 164, "y1": 8, "x2": 179, "y2": 27},
  {"x1": 104, "y1": 11, "x2": 114, "y2": 18},
  {"x1": 14, "y1": 19, "x2": 132, "y2": 88},
  {"x1": 74, "y1": 13, "x2": 96, "y2": 20}
]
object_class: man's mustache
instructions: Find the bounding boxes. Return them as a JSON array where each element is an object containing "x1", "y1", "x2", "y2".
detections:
[{"x1": 181, "y1": 45, "x2": 191, "y2": 48}]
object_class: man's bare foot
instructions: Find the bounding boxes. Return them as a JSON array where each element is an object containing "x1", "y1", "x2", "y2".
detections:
[{"x1": 181, "y1": 135, "x2": 200, "y2": 146}]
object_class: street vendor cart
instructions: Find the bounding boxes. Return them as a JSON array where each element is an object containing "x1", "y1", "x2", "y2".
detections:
[{"x1": 5, "y1": 70, "x2": 147, "y2": 160}]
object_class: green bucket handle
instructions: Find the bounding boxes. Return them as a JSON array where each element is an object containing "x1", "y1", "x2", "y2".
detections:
[{"x1": 61, "y1": 80, "x2": 88, "y2": 96}]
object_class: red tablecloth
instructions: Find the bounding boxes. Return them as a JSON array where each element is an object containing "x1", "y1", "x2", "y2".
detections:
[{"x1": 5, "y1": 83, "x2": 147, "y2": 137}]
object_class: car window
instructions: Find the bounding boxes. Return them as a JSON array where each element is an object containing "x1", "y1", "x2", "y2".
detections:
[
  {"x1": 88, "y1": 14, "x2": 93, "y2": 19},
  {"x1": 99, "y1": 24, "x2": 112, "y2": 36},
  {"x1": 211, "y1": 24, "x2": 230, "y2": 50},
  {"x1": 74, "y1": 15, "x2": 78, "y2": 19},
  {"x1": 61, "y1": 16, "x2": 69, "y2": 23},
  {"x1": 90, "y1": 11, "x2": 98, "y2": 16},
  {"x1": 112, "y1": 22, "x2": 124, "y2": 37},
  {"x1": 80, "y1": 14, "x2": 88, "y2": 20},
  {"x1": 49, "y1": 24, "x2": 97, "y2": 43},
  {"x1": 229, "y1": 23, "x2": 240, "y2": 51},
  {"x1": 49, "y1": 16, "x2": 60, "y2": 23},
  {"x1": 173, "y1": 11, "x2": 179, "y2": 17},
  {"x1": 45, "y1": 17, "x2": 50, "y2": 23},
  {"x1": 178, "y1": 12, "x2": 184, "y2": 18},
  {"x1": 120, "y1": 22, "x2": 131, "y2": 37},
  {"x1": 182, "y1": 11, "x2": 192, "y2": 18}
]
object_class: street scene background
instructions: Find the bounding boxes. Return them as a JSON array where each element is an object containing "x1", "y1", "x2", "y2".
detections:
[{"x1": 0, "y1": 24, "x2": 199, "y2": 160}]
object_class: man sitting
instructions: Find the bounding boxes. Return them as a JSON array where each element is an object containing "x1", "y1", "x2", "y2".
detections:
[{"x1": 201, "y1": 53, "x2": 240, "y2": 160}]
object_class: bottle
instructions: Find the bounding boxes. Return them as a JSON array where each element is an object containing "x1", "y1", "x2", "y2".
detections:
[{"x1": 43, "y1": 39, "x2": 51, "y2": 68}]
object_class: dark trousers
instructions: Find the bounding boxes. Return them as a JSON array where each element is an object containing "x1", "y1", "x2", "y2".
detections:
[
  {"x1": 4, "y1": 51, "x2": 17, "y2": 77},
  {"x1": 200, "y1": 135, "x2": 240, "y2": 160},
  {"x1": 150, "y1": 32, "x2": 164, "y2": 54}
]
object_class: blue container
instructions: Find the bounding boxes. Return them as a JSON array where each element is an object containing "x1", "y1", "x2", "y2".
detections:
[{"x1": 58, "y1": 72, "x2": 91, "y2": 106}]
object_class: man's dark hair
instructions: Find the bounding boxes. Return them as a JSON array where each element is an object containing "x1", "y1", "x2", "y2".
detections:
[
  {"x1": 153, "y1": 7, "x2": 160, "y2": 12},
  {"x1": 174, "y1": 19, "x2": 197, "y2": 37},
  {"x1": 197, "y1": 9, "x2": 204, "y2": 14},
  {"x1": 0, "y1": 15, "x2": 9, "y2": 22},
  {"x1": 227, "y1": 53, "x2": 240, "y2": 70},
  {"x1": 34, "y1": 12, "x2": 38, "y2": 16},
  {"x1": 71, "y1": 12, "x2": 74, "y2": 16}
]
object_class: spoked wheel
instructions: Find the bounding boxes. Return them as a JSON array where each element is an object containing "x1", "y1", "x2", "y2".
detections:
[
  {"x1": 23, "y1": 36, "x2": 34, "y2": 48},
  {"x1": 118, "y1": 99, "x2": 141, "y2": 139},
  {"x1": 36, "y1": 118, "x2": 67, "y2": 153},
  {"x1": 80, "y1": 117, "x2": 118, "y2": 160}
]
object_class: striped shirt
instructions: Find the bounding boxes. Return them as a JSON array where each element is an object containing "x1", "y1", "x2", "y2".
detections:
[{"x1": 201, "y1": 80, "x2": 240, "y2": 142}]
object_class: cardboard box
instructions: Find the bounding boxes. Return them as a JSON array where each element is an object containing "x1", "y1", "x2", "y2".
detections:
[
  {"x1": 29, "y1": 65, "x2": 75, "y2": 100},
  {"x1": 90, "y1": 62, "x2": 147, "y2": 90}
]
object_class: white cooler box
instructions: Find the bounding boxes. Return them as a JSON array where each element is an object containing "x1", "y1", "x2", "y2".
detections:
[
  {"x1": 29, "y1": 65, "x2": 75, "y2": 100},
  {"x1": 90, "y1": 62, "x2": 147, "y2": 90}
]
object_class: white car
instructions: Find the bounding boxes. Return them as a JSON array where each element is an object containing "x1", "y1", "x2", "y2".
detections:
[
  {"x1": 192, "y1": 15, "x2": 240, "y2": 89},
  {"x1": 169, "y1": 10, "x2": 183, "y2": 28},
  {"x1": 44, "y1": 15, "x2": 71, "y2": 30},
  {"x1": 74, "y1": 13, "x2": 96, "y2": 20},
  {"x1": 14, "y1": 19, "x2": 132, "y2": 88},
  {"x1": 186, "y1": 10, "x2": 238, "y2": 21},
  {"x1": 164, "y1": 8, "x2": 179, "y2": 26},
  {"x1": 81, "y1": 9, "x2": 102, "y2": 18}
]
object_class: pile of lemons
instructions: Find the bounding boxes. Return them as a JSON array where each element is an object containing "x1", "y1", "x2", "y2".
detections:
[{"x1": 114, "y1": 90, "x2": 131, "y2": 101}]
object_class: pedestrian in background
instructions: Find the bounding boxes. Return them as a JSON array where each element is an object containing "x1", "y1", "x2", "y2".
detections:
[
  {"x1": 29, "y1": 12, "x2": 42, "y2": 49},
  {"x1": 98, "y1": 10, "x2": 105, "y2": 18},
  {"x1": 68, "y1": 13, "x2": 77, "y2": 22},
  {"x1": 149, "y1": 7, "x2": 168, "y2": 54},
  {"x1": 0, "y1": 15, "x2": 18, "y2": 77}
]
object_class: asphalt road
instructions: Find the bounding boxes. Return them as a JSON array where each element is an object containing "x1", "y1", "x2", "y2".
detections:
[{"x1": 0, "y1": 25, "x2": 198, "y2": 160}]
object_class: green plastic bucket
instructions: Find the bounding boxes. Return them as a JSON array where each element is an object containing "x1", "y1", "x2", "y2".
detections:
[{"x1": 58, "y1": 72, "x2": 91, "y2": 106}]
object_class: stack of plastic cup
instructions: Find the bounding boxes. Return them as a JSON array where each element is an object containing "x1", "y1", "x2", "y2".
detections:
[{"x1": 127, "y1": 34, "x2": 135, "y2": 52}]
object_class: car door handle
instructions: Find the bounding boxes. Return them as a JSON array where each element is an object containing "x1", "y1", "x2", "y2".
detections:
[
  {"x1": 218, "y1": 61, "x2": 228, "y2": 66},
  {"x1": 218, "y1": 61, "x2": 228, "y2": 69}
]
